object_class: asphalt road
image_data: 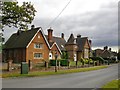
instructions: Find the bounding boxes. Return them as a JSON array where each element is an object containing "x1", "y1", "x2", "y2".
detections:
[{"x1": 2, "y1": 64, "x2": 118, "y2": 88}]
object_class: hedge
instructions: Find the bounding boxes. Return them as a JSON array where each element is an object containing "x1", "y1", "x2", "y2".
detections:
[{"x1": 49, "y1": 59, "x2": 69, "y2": 66}]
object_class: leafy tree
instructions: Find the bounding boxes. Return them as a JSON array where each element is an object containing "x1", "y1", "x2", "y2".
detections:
[
  {"x1": 1, "y1": 1, "x2": 36, "y2": 31},
  {"x1": 61, "y1": 51, "x2": 69, "y2": 59}
]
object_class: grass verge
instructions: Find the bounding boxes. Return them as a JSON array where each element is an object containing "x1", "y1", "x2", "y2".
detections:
[
  {"x1": 1, "y1": 65, "x2": 108, "y2": 78},
  {"x1": 102, "y1": 79, "x2": 119, "y2": 89}
]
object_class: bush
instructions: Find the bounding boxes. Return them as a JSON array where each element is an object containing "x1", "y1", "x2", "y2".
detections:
[
  {"x1": 49, "y1": 59, "x2": 68, "y2": 66},
  {"x1": 60, "y1": 59, "x2": 69, "y2": 66},
  {"x1": 81, "y1": 58, "x2": 94, "y2": 65},
  {"x1": 49, "y1": 60, "x2": 59, "y2": 66}
]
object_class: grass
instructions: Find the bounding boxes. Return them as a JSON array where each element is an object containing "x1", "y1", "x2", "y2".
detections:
[
  {"x1": 102, "y1": 79, "x2": 120, "y2": 89},
  {"x1": 70, "y1": 61, "x2": 82, "y2": 66},
  {"x1": 1, "y1": 65, "x2": 108, "y2": 78}
]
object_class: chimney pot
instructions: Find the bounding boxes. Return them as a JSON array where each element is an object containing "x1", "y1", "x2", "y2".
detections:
[
  {"x1": 89, "y1": 40, "x2": 92, "y2": 45},
  {"x1": 77, "y1": 34, "x2": 81, "y2": 38},
  {"x1": 61, "y1": 33, "x2": 64, "y2": 39},
  {"x1": 104, "y1": 46, "x2": 108, "y2": 50},
  {"x1": 31, "y1": 25, "x2": 35, "y2": 29},
  {"x1": 109, "y1": 48, "x2": 111, "y2": 51}
]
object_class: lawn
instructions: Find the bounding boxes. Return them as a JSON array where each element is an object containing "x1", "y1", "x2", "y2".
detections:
[
  {"x1": 1, "y1": 65, "x2": 108, "y2": 78},
  {"x1": 102, "y1": 79, "x2": 119, "y2": 89}
]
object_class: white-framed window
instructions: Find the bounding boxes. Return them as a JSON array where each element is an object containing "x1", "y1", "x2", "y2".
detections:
[
  {"x1": 34, "y1": 43, "x2": 43, "y2": 49},
  {"x1": 34, "y1": 53, "x2": 43, "y2": 59},
  {"x1": 84, "y1": 48, "x2": 89, "y2": 58}
]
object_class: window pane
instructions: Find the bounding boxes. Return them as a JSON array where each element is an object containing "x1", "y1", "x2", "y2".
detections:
[
  {"x1": 34, "y1": 53, "x2": 42, "y2": 59},
  {"x1": 34, "y1": 43, "x2": 43, "y2": 49}
]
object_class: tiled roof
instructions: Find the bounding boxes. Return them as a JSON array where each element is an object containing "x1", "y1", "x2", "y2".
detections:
[
  {"x1": 3, "y1": 27, "x2": 66, "y2": 51},
  {"x1": 65, "y1": 34, "x2": 90, "y2": 51},
  {"x1": 76, "y1": 37, "x2": 88, "y2": 51},
  {"x1": 66, "y1": 34, "x2": 76, "y2": 45},
  {"x1": 3, "y1": 27, "x2": 40, "y2": 49},
  {"x1": 45, "y1": 35, "x2": 66, "y2": 51}
]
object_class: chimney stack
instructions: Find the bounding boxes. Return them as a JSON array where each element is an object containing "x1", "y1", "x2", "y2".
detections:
[
  {"x1": 104, "y1": 46, "x2": 108, "y2": 50},
  {"x1": 77, "y1": 34, "x2": 81, "y2": 38},
  {"x1": 48, "y1": 27, "x2": 53, "y2": 42},
  {"x1": 61, "y1": 33, "x2": 64, "y2": 39},
  {"x1": 31, "y1": 25, "x2": 35, "y2": 29},
  {"x1": 109, "y1": 48, "x2": 111, "y2": 51},
  {"x1": 89, "y1": 40, "x2": 92, "y2": 45}
]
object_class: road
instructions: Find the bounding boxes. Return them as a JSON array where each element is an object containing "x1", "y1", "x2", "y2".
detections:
[{"x1": 2, "y1": 64, "x2": 118, "y2": 88}]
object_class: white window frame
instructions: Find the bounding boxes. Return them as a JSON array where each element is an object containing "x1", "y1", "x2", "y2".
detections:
[
  {"x1": 34, "y1": 53, "x2": 43, "y2": 59},
  {"x1": 34, "y1": 43, "x2": 43, "y2": 49},
  {"x1": 84, "y1": 48, "x2": 89, "y2": 58}
]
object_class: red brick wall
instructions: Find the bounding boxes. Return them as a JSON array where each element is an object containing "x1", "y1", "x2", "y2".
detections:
[
  {"x1": 50, "y1": 44, "x2": 61, "y2": 60},
  {"x1": 26, "y1": 31, "x2": 49, "y2": 63}
]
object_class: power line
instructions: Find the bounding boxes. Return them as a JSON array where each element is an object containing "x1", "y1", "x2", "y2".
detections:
[{"x1": 46, "y1": 0, "x2": 72, "y2": 29}]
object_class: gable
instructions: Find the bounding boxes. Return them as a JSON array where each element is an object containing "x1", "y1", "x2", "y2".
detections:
[
  {"x1": 27, "y1": 28, "x2": 50, "y2": 49},
  {"x1": 51, "y1": 42, "x2": 62, "y2": 54},
  {"x1": 84, "y1": 39, "x2": 90, "y2": 49},
  {"x1": 101, "y1": 50, "x2": 111, "y2": 58},
  {"x1": 45, "y1": 35, "x2": 66, "y2": 51},
  {"x1": 77, "y1": 37, "x2": 90, "y2": 51},
  {"x1": 27, "y1": 30, "x2": 49, "y2": 50}
]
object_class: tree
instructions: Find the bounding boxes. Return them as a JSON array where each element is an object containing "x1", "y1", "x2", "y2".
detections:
[
  {"x1": 1, "y1": 1, "x2": 36, "y2": 31},
  {"x1": 61, "y1": 51, "x2": 69, "y2": 59}
]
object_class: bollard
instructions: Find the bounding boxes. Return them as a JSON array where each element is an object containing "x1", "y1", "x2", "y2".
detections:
[{"x1": 28, "y1": 60, "x2": 32, "y2": 70}]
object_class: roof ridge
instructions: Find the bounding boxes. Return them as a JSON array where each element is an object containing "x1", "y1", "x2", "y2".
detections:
[{"x1": 45, "y1": 35, "x2": 62, "y2": 39}]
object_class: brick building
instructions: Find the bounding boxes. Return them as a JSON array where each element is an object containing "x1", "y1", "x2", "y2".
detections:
[
  {"x1": 3, "y1": 27, "x2": 66, "y2": 63},
  {"x1": 65, "y1": 34, "x2": 91, "y2": 61},
  {"x1": 3, "y1": 27, "x2": 92, "y2": 63}
]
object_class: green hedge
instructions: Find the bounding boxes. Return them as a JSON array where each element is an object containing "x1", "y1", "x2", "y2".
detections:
[
  {"x1": 60, "y1": 59, "x2": 68, "y2": 66},
  {"x1": 49, "y1": 59, "x2": 68, "y2": 66},
  {"x1": 49, "y1": 60, "x2": 58, "y2": 66}
]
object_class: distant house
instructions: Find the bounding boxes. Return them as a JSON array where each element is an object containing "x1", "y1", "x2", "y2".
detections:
[
  {"x1": 65, "y1": 34, "x2": 91, "y2": 61},
  {"x1": 3, "y1": 27, "x2": 66, "y2": 63},
  {"x1": 94, "y1": 46, "x2": 117, "y2": 60}
]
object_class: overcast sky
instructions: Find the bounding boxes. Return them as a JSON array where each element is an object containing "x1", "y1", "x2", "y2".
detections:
[{"x1": 3, "y1": 0, "x2": 119, "y2": 51}]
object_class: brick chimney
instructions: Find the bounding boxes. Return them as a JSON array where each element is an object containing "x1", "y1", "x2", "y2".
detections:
[
  {"x1": 61, "y1": 33, "x2": 64, "y2": 39},
  {"x1": 109, "y1": 48, "x2": 111, "y2": 51},
  {"x1": 89, "y1": 40, "x2": 92, "y2": 45},
  {"x1": 77, "y1": 34, "x2": 81, "y2": 38},
  {"x1": 48, "y1": 27, "x2": 53, "y2": 42},
  {"x1": 104, "y1": 46, "x2": 108, "y2": 50}
]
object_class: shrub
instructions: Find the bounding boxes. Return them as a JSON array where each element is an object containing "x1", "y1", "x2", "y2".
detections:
[
  {"x1": 49, "y1": 59, "x2": 69, "y2": 66},
  {"x1": 49, "y1": 60, "x2": 59, "y2": 66},
  {"x1": 60, "y1": 59, "x2": 68, "y2": 66}
]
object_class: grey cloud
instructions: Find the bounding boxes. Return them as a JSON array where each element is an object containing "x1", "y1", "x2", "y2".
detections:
[{"x1": 4, "y1": 1, "x2": 118, "y2": 48}]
